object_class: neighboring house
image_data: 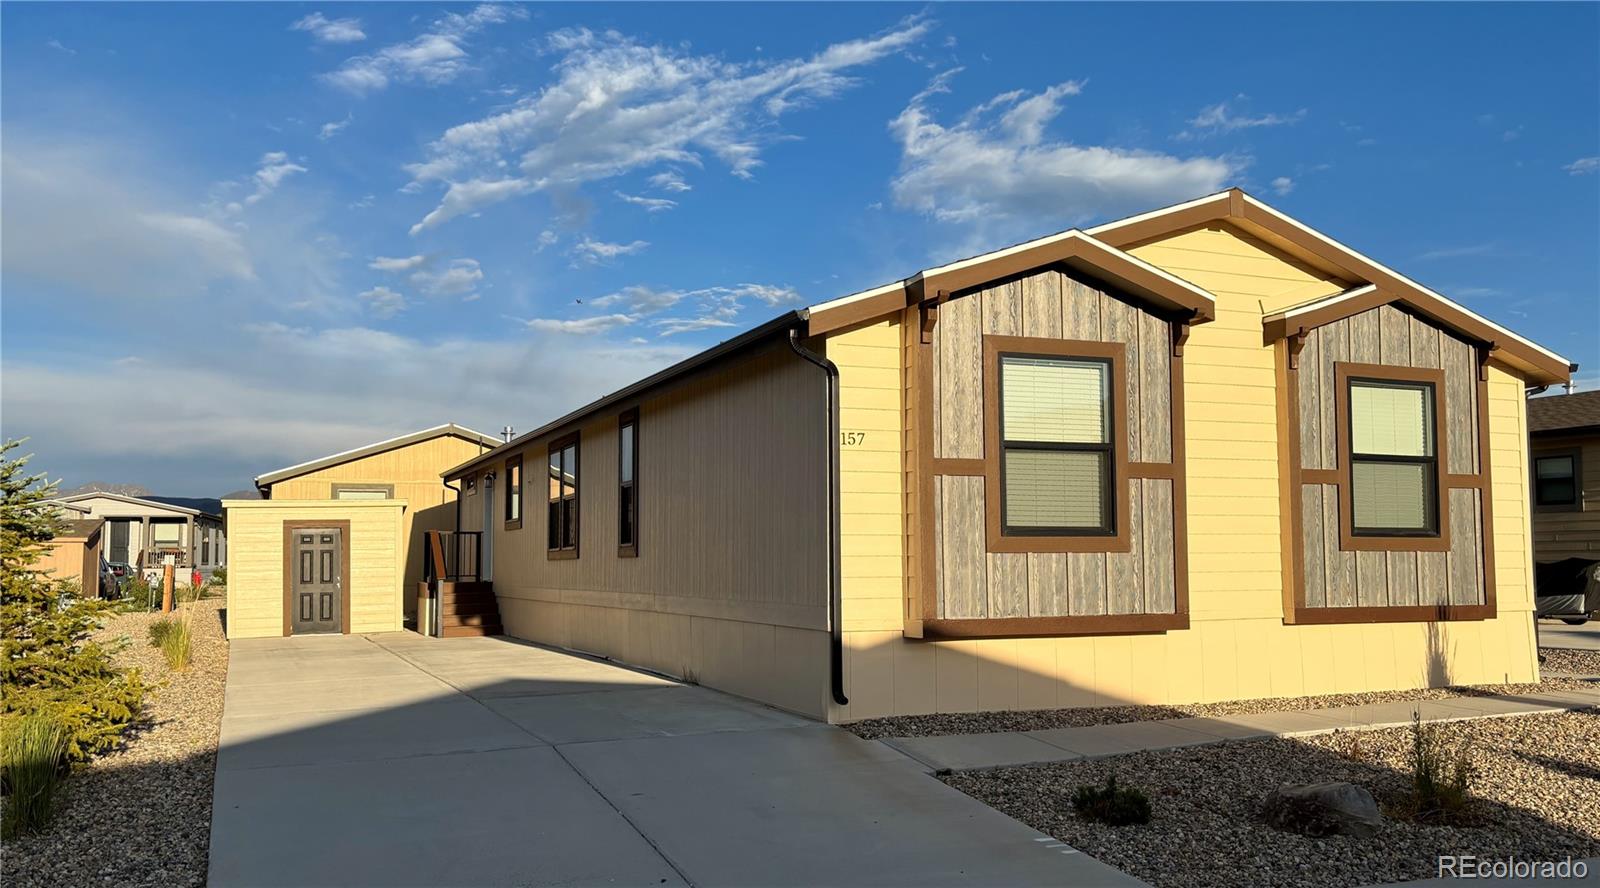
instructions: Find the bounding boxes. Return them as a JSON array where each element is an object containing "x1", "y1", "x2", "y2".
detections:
[
  {"x1": 1528, "y1": 390, "x2": 1600, "y2": 562},
  {"x1": 437, "y1": 188, "x2": 1572, "y2": 724},
  {"x1": 41, "y1": 501, "x2": 104, "y2": 593},
  {"x1": 48, "y1": 492, "x2": 226, "y2": 581},
  {"x1": 225, "y1": 424, "x2": 497, "y2": 637}
]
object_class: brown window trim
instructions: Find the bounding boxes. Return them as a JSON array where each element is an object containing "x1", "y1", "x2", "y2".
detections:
[
  {"x1": 504, "y1": 454, "x2": 523, "y2": 531},
  {"x1": 330, "y1": 483, "x2": 395, "y2": 500},
  {"x1": 1277, "y1": 341, "x2": 1497, "y2": 626},
  {"x1": 1334, "y1": 362, "x2": 1450, "y2": 553},
  {"x1": 905, "y1": 307, "x2": 1191, "y2": 640},
  {"x1": 1532, "y1": 447, "x2": 1583, "y2": 513},
  {"x1": 618, "y1": 409, "x2": 639, "y2": 557},
  {"x1": 281, "y1": 519, "x2": 351, "y2": 637},
  {"x1": 982, "y1": 335, "x2": 1131, "y2": 554},
  {"x1": 547, "y1": 431, "x2": 579, "y2": 560}
]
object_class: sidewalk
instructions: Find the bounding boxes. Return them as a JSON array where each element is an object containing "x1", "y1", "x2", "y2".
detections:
[{"x1": 882, "y1": 686, "x2": 1598, "y2": 773}]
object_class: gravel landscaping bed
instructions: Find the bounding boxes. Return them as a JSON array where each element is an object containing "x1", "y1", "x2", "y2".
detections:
[
  {"x1": 845, "y1": 677, "x2": 1594, "y2": 740},
  {"x1": 945, "y1": 711, "x2": 1600, "y2": 888},
  {"x1": 4, "y1": 595, "x2": 229, "y2": 888},
  {"x1": 1542, "y1": 646, "x2": 1600, "y2": 676}
]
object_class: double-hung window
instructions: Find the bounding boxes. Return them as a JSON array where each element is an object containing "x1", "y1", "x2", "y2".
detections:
[
  {"x1": 618, "y1": 410, "x2": 638, "y2": 556},
  {"x1": 1534, "y1": 452, "x2": 1580, "y2": 510},
  {"x1": 548, "y1": 434, "x2": 579, "y2": 557},
  {"x1": 1347, "y1": 378, "x2": 1439, "y2": 536},
  {"x1": 998, "y1": 354, "x2": 1115, "y2": 536},
  {"x1": 504, "y1": 455, "x2": 523, "y2": 528}
]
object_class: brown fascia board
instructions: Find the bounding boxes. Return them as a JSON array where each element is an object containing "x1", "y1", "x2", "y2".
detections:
[
  {"x1": 1094, "y1": 188, "x2": 1572, "y2": 387},
  {"x1": 806, "y1": 231, "x2": 1216, "y2": 337}
]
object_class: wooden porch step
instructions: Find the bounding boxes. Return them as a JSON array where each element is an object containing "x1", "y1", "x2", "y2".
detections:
[
  {"x1": 442, "y1": 612, "x2": 501, "y2": 627},
  {"x1": 439, "y1": 623, "x2": 502, "y2": 638}
]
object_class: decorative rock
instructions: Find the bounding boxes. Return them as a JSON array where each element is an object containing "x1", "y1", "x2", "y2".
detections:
[{"x1": 1261, "y1": 781, "x2": 1383, "y2": 838}]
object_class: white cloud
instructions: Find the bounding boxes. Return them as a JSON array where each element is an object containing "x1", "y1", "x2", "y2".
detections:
[
  {"x1": 535, "y1": 230, "x2": 559, "y2": 252},
  {"x1": 1, "y1": 142, "x2": 254, "y2": 300},
  {"x1": 47, "y1": 39, "x2": 75, "y2": 55},
  {"x1": 243, "y1": 151, "x2": 308, "y2": 206},
  {"x1": 369, "y1": 254, "x2": 428, "y2": 272},
  {"x1": 291, "y1": 12, "x2": 366, "y2": 44},
  {"x1": 409, "y1": 177, "x2": 530, "y2": 234},
  {"x1": 1414, "y1": 243, "x2": 1498, "y2": 262},
  {"x1": 1564, "y1": 156, "x2": 1599, "y2": 175},
  {"x1": 523, "y1": 314, "x2": 638, "y2": 335},
  {"x1": 318, "y1": 115, "x2": 352, "y2": 140},
  {"x1": 889, "y1": 71, "x2": 1237, "y2": 237},
  {"x1": 359, "y1": 285, "x2": 407, "y2": 318},
  {"x1": 409, "y1": 257, "x2": 483, "y2": 298},
  {"x1": 571, "y1": 236, "x2": 649, "y2": 265},
  {"x1": 1271, "y1": 176, "x2": 1294, "y2": 196},
  {"x1": 614, "y1": 191, "x2": 677, "y2": 213},
  {"x1": 579, "y1": 282, "x2": 800, "y2": 337},
  {"x1": 402, "y1": 17, "x2": 931, "y2": 231},
  {"x1": 648, "y1": 170, "x2": 692, "y2": 192},
  {"x1": 1176, "y1": 99, "x2": 1306, "y2": 140},
  {"x1": 322, "y1": 4, "x2": 524, "y2": 95}
]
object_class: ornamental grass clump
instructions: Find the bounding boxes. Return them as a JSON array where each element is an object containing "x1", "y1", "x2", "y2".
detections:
[
  {"x1": 157, "y1": 606, "x2": 195, "y2": 671},
  {"x1": 1403, "y1": 713, "x2": 1476, "y2": 824},
  {"x1": 1072, "y1": 774, "x2": 1153, "y2": 826},
  {"x1": 1, "y1": 713, "x2": 70, "y2": 837}
]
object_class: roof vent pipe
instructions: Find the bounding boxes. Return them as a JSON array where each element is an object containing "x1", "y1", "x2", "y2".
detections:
[
  {"x1": 788, "y1": 326, "x2": 849, "y2": 708},
  {"x1": 502, "y1": 426, "x2": 515, "y2": 443}
]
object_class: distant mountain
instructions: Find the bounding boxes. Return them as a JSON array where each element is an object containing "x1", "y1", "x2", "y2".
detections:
[
  {"x1": 220, "y1": 489, "x2": 262, "y2": 501},
  {"x1": 145, "y1": 496, "x2": 224, "y2": 516},
  {"x1": 63, "y1": 481, "x2": 152, "y2": 497}
]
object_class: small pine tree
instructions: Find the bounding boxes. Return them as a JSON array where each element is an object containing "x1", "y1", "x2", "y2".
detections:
[{"x1": 0, "y1": 440, "x2": 144, "y2": 762}]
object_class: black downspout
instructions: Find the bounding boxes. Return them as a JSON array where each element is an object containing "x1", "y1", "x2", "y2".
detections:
[{"x1": 789, "y1": 326, "x2": 849, "y2": 707}]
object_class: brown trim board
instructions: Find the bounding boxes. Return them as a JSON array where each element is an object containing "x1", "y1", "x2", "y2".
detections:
[{"x1": 281, "y1": 519, "x2": 352, "y2": 637}]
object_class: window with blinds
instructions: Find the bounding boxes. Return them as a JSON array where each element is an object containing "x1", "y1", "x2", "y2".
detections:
[
  {"x1": 1348, "y1": 379, "x2": 1437, "y2": 534},
  {"x1": 998, "y1": 355, "x2": 1113, "y2": 535},
  {"x1": 1534, "y1": 453, "x2": 1578, "y2": 507}
]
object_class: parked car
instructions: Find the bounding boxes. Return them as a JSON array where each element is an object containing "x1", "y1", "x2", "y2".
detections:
[
  {"x1": 98, "y1": 556, "x2": 121, "y2": 599},
  {"x1": 1534, "y1": 558, "x2": 1600, "y2": 625}
]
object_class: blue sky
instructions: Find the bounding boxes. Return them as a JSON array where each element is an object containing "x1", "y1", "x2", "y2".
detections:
[{"x1": 3, "y1": 2, "x2": 1596, "y2": 495}]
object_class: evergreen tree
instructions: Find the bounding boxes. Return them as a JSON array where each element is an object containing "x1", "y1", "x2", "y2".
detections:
[{"x1": 1, "y1": 440, "x2": 144, "y2": 761}]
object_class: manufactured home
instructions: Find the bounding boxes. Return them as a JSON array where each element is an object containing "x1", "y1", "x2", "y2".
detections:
[
  {"x1": 1528, "y1": 390, "x2": 1600, "y2": 563},
  {"x1": 49, "y1": 492, "x2": 225, "y2": 582},
  {"x1": 437, "y1": 189, "x2": 1571, "y2": 723},
  {"x1": 224, "y1": 424, "x2": 496, "y2": 638}
]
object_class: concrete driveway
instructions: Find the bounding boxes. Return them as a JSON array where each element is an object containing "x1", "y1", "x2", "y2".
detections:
[
  {"x1": 1538, "y1": 617, "x2": 1600, "y2": 652},
  {"x1": 209, "y1": 632, "x2": 1139, "y2": 887}
]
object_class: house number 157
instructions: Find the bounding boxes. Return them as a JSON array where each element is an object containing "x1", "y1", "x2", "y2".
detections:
[{"x1": 840, "y1": 431, "x2": 868, "y2": 446}]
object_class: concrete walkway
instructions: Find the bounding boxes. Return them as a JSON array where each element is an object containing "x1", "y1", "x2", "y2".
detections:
[
  {"x1": 883, "y1": 687, "x2": 1599, "y2": 773},
  {"x1": 208, "y1": 632, "x2": 1141, "y2": 887}
]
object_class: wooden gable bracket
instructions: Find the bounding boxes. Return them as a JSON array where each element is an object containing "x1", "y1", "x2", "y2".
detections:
[
  {"x1": 1285, "y1": 327, "x2": 1308, "y2": 370},
  {"x1": 1171, "y1": 317, "x2": 1193, "y2": 358},
  {"x1": 1477, "y1": 341, "x2": 1495, "y2": 382},
  {"x1": 919, "y1": 289, "x2": 950, "y2": 345}
]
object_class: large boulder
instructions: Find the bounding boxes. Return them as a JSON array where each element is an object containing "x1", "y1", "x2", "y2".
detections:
[{"x1": 1262, "y1": 782, "x2": 1383, "y2": 838}]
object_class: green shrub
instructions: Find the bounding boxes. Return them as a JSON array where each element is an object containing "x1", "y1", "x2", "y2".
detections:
[
  {"x1": 1, "y1": 713, "x2": 70, "y2": 837},
  {"x1": 1072, "y1": 774, "x2": 1152, "y2": 826},
  {"x1": 119, "y1": 572, "x2": 153, "y2": 610},
  {"x1": 147, "y1": 618, "x2": 175, "y2": 648},
  {"x1": 157, "y1": 607, "x2": 194, "y2": 671},
  {"x1": 1, "y1": 440, "x2": 146, "y2": 762},
  {"x1": 1406, "y1": 714, "x2": 1475, "y2": 823},
  {"x1": 209, "y1": 567, "x2": 227, "y2": 586}
]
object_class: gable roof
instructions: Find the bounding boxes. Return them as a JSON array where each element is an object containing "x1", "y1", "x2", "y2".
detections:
[
  {"x1": 806, "y1": 230, "x2": 1217, "y2": 337},
  {"x1": 52, "y1": 491, "x2": 206, "y2": 517},
  {"x1": 1089, "y1": 188, "x2": 1573, "y2": 386},
  {"x1": 256, "y1": 423, "x2": 499, "y2": 488},
  {"x1": 1528, "y1": 390, "x2": 1600, "y2": 435}
]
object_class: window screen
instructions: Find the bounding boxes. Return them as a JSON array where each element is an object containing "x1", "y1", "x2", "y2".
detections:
[
  {"x1": 999, "y1": 355, "x2": 1113, "y2": 535},
  {"x1": 1348, "y1": 379, "x2": 1437, "y2": 534},
  {"x1": 618, "y1": 413, "x2": 637, "y2": 553},
  {"x1": 1534, "y1": 454, "x2": 1577, "y2": 507},
  {"x1": 505, "y1": 456, "x2": 523, "y2": 524},
  {"x1": 334, "y1": 487, "x2": 389, "y2": 500},
  {"x1": 151, "y1": 523, "x2": 181, "y2": 546}
]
